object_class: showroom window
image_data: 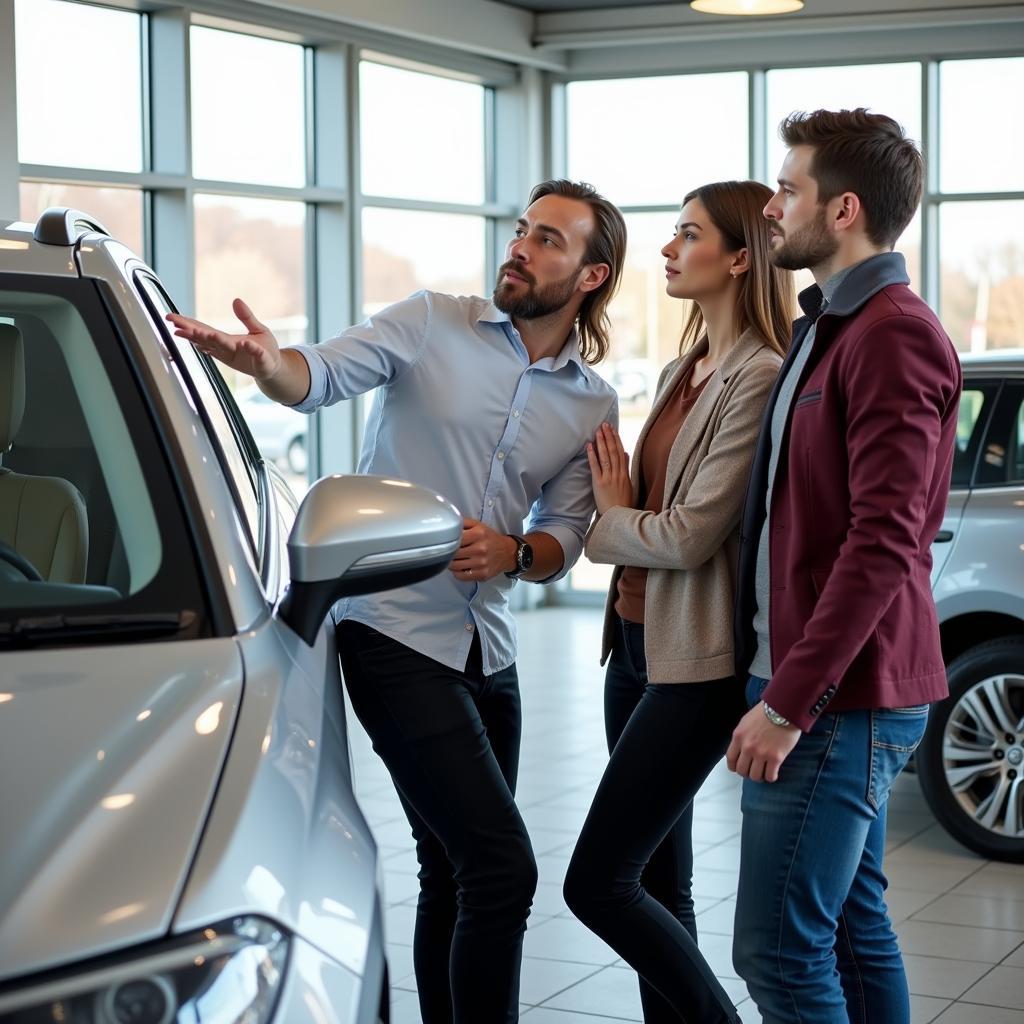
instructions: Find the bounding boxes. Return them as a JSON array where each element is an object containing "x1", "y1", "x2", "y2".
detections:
[
  {"x1": 193, "y1": 194, "x2": 310, "y2": 487},
  {"x1": 15, "y1": 0, "x2": 143, "y2": 174},
  {"x1": 357, "y1": 58, "x2": 491, "y2": 424},
  {"x1": 19, "y1": 183, "x2": 144, "y2": 256},
  {"x1": 188, "y1": 28, "x2": 312, "y2": 494},
  {"x1": 11, "y1": 2, "x2": 507, "y2": 493},
  {"x1": 361, "y1": 208, "x2": 487, "y2": 313},
  {"x1": 937, "y1": 58, "x2": 1024, "y2": 351},
  {"x1": 15, "y1": 0, "x2": 145, "y2": 254},
  {"x1": 558, "y1": 57, "x2": 1023, "y2": 597},
  {"x1": 360, "y1": 60, "x2": 486, "y2": 206},
  {"x1": 190, "y1": 27, "x2": 307, "y2": 189},
  {"x1": 565, "y1": 71, "x2": 749, "y2": 592}
]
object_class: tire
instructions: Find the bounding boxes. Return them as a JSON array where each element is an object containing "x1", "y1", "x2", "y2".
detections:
[
  {"x1": 917, "y1": 636, "x2": 1024, "y2": 862},
  {"x1": 286, "y1": 435, "x2": 307, "y2": 475}
]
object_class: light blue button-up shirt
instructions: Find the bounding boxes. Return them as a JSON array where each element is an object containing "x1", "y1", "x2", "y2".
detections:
[{"x1": 290, "y1": 290, "x2": 618, "y2": 673}]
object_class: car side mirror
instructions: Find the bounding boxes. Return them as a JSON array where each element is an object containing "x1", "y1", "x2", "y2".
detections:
[{"x1": 278, "y1": 475, "x2": 462, "y2": 645}]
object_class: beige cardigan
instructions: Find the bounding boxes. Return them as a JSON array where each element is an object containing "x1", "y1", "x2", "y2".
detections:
[{"x1": 585, "y1": 329, "x2": 782, "y2": 683}]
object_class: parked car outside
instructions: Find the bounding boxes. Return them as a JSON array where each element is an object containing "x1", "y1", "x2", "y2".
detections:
[
  {"x1": 0, "y1": 208, "x2": 462, "y2": 1022},
  {"x1": 920, "y1": 348, "x2": 1024, "y2": 862},
  {"x1": 606, "y1": 356, "x2": 656, "y2": 408},
  {"x1": 236, "y1": 385, "x2": 309, "y2": 476}
]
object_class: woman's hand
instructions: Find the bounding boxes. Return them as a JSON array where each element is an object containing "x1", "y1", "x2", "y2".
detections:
[{"x1": 587, "y1": 422, "x2": 633, "y2": 515}]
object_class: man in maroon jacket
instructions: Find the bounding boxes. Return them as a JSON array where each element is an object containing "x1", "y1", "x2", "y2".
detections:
[{"x1": 727, "y1": 109, "x2": 961, "y2": 1023}]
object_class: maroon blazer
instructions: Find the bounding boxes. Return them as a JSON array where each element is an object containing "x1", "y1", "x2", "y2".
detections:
[{"x1": 734, "y1": 253, "x2": 962, "y2": 731}]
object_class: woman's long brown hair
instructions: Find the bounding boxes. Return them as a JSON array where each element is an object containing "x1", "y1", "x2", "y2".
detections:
[{"x1": 677, "y1": 180, "x2": 795, "y2": 358}]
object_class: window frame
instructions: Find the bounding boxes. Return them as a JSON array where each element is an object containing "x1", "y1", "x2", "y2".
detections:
[{"x1": 133, "y1": 272, "x2": 264, "y2": 556}]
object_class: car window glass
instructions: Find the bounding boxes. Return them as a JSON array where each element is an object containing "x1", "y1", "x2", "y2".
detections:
[
  {"x1": 952, "y1": 383, "x2": 1000, "y2": 489},
  {"x1": 1017, "y1": 400, "x2": 1024, "y2": 484},
  {"x1": 976, "y1": 383, "x2": 1024, "y2": 488},
  {"x1": 134, "y1": 275, "x2": 262, "y2": 552},
  {"x1": 0, "y1": 277, "x2": 208, "y2": 638}
]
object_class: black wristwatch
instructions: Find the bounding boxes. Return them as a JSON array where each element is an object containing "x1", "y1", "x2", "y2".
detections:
[{"x1": 504, "y1": 534, "x2": 534, "y2": 578}]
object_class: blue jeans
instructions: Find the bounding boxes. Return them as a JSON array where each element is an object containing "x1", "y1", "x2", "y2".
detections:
[{"x1": 733, "y1": 676, "x2": 928, "y2": 1024}]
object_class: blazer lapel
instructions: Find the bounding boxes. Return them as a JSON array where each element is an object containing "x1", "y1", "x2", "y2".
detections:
[
  {"x1": 629, "y1": 339, "x2": 707, "y2": 500},
  {"x1": 660, "y1": 329, "x2": 770, "y2": 508}
]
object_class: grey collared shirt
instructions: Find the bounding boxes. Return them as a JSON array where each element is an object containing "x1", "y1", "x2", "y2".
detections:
[
  {"x1": 749, "y1": 263, "x2": 858, "y2": 680},
  {"x1": 289, "y1": 289, "x2": 618, "y2": 674}
]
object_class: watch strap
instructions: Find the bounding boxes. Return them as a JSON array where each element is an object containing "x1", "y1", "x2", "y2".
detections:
[{"x1": 763, "y1": 701, "x2": 791, "y2": 728}]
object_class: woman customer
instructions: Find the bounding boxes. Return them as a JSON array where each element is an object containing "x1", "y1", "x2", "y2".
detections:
[{"x1": 563, "y1": 179, "x2": 795, "y2": 1023}]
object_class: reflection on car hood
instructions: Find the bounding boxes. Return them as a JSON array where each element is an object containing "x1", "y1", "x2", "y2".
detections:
[{"x1": 0, "y1": 638, "x2": 242, "y2": 982}]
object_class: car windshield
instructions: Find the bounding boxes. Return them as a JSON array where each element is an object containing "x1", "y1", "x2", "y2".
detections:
[{"x1": 0, "y1": 275, "x2": 208, "y2": 644}]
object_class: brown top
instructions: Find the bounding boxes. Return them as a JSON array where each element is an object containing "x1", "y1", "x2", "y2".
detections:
[{"x1": 615, "y1": 369, "x2": 710, "y2": 624}]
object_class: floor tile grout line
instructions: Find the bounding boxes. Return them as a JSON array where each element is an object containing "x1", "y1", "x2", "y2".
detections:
[{"x1": 518, "y1": 963, "x2": 611, "y2": 1009}]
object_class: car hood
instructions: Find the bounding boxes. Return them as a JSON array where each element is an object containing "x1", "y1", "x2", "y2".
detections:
[{"x1": 0, "y1": 638, "x2": 242, "y2": 983}]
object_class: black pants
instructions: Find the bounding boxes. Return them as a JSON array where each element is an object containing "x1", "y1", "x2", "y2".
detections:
[
  {"x1": 337, "y1": 619, "x2": 537, "y2": 1024},
  {"x1": 563, "y1": 617, "x2": 746, "y2": 1024}
]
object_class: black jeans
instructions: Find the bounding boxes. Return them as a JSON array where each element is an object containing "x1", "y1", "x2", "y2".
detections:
[
  {"x1": 563, "y1": 617, "x2": 746, "y2": 1024},
  {"x1": 337, "y1": 619, "x2": 537, "y2": 1024}
]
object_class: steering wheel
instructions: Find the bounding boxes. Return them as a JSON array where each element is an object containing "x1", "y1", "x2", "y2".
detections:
[{"x1": 0, "y1": 540, "x2": 44, "y2": 582}]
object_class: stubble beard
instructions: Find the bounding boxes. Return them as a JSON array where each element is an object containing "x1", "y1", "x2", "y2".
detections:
[{"x1": 769, "y1": 206, "x2": 840, "y2": 272}]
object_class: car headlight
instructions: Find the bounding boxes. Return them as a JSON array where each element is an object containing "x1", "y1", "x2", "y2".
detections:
[{"x1": 0, "y1": 916, "x2": 289, "y2": 1023}]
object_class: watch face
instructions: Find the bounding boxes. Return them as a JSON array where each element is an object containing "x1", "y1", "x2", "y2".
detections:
[{"x1": 520, "y1": 542, "x2": 534, "y2": 571}]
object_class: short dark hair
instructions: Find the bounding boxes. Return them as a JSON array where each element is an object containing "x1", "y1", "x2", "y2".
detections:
[
  {"x1": 528, "y1": 179, "x2": 627, "y2": 365},
  {"x1": 779, "y1": 108, "x2": 923, "y2": 248}
]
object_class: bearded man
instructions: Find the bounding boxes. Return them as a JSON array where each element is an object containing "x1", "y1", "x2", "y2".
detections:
[{"x1": 168, "y1": 179, "x2": 626, "y2": 1024}]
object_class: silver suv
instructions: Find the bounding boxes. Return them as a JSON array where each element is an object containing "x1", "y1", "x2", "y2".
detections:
[
  {"x1": 0, "y1": 209, "x2": 461, "y2": 1022},
  {"x1": 920, "y1": 348, "x2": 1024, "y2": 862}
]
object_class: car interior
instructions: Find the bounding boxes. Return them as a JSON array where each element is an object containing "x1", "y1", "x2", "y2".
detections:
[{"x1": 0, "y1": 291, "x2": 160, "y2": 609}]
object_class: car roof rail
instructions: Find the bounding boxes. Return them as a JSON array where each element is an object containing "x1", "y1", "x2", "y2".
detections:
[{"x1": 33, "y1": 207, "x2": 110, "y2": 246}]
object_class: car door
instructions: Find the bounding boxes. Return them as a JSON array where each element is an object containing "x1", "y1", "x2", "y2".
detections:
[{"x1": 132, "y1": 274, "x2": 382, "y2": 984}]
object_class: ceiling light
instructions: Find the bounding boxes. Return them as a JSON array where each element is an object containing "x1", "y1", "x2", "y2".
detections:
[{"x1": 691, "y1": 0, "x2": 804, "y2": 14}]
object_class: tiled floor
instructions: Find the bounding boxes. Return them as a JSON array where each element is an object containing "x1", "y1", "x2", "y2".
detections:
[{"x1": 346, "y1": 608, "x2": 1024, "y2": 1023}]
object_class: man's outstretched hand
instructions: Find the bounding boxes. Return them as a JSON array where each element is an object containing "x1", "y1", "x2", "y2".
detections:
[{"x1": 167, "y1": 298, "x2": 282, "y2": 382}]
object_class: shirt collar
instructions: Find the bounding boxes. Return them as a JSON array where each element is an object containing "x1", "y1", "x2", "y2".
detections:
[{"x1": 477, "y1": 301, "x2": 587, "y2": 374}]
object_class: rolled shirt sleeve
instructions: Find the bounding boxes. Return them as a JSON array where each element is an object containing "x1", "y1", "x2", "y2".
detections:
[
  {"x1": 527, "y1": 393, "x2": 618, "y2": 582},
  {"x1": 288, "y1": 291, "x2": 432, "y2": 412}
]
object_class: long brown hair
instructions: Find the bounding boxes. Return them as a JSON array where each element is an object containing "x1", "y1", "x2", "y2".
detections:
[
  {"x1": 677, "y1": 180, "x2": 795, "y2": 358},
  {"x1": 528, "y1": 179, "x2": 627, "y2": 365}
]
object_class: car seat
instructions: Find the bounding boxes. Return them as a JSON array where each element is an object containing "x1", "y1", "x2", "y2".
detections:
[{"x1": 0, "y1": 324, "x2": 89, "y2": 583}]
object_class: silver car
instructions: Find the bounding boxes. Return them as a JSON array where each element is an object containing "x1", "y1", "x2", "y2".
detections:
[
  {"x1": 0, "y1": 209, "x2": 461, "y2": 1022},
  {"x1": 919, "y1": 348, "x2": 1024, "y2": 862}
]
